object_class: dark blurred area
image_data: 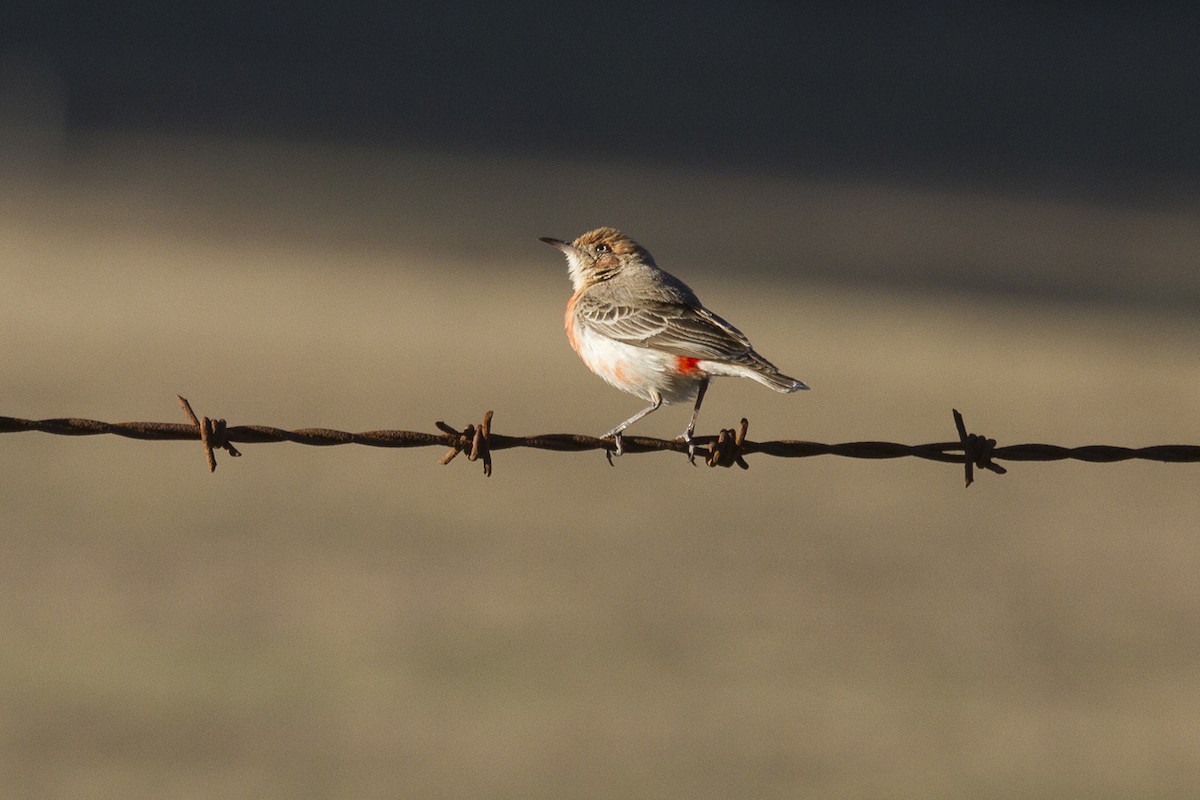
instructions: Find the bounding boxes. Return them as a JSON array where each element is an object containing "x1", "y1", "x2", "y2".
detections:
[{"x1": 3, "y1": 2, "x2": 1199, "y2": 199}]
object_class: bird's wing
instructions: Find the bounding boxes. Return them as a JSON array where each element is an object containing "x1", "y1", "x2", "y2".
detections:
[{"x1": 574, "y1": 296, "x2": 754, "y2": 361}]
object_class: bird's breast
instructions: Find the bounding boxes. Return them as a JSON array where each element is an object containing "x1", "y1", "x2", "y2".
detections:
[{"x1": 565, "y1": 301, "x2": 702, "y2": 404}]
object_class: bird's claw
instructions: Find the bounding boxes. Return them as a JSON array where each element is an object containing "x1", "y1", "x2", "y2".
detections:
[
  {"x1": 680, "y1": 430, "x2": 699, "y2": 466},
  {"x1": 605, "y1": 431, "x2": 624, "y2": 466}
]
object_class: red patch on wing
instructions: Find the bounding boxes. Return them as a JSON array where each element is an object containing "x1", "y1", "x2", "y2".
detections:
[{"x1": 675, "y1": 356, "x2": 702, "y2": 376}]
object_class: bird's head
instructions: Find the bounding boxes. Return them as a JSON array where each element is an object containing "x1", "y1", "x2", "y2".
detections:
[{"x1": 540, "y1": 227, "x2": 656, "y2": 291}]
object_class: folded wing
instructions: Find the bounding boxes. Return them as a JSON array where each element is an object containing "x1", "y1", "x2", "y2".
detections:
[{"x1": 574, "y1": 298, "x2": 755, "y2": 362}]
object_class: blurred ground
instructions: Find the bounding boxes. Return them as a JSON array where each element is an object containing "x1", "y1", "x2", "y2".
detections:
[{"x1": 2, "y1": 136, "x2": 1200, "y2": 799}]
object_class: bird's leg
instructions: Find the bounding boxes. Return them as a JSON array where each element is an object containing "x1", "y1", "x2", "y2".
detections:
[
  {"x1": 602, "y1": 393, "x2": 662, "y2": 466},
  {"x1": 681, "y1": 377, "x2": 710, "y2": 465}
]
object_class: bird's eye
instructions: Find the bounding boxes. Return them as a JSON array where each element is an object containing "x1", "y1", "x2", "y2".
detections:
[{"x1": 595, "y1": 243, "x2": 611, "y2": 253}]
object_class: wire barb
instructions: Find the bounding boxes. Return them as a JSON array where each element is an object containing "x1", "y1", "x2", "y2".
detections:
[
  {"x1": 4, "y1": 398, "x2": 1200, "y2": 486},
  {"x1": 706, "y1": 418, "x2": 751, "y2": 469},
  {"x1": 177, "y1": 395, "x2": 241, "y2": 472},
  {"x1": 953, "y1": 408, "x2": 1007, "y2": 487},
  {"x1": 436, "y1": 411, "x2": 494, "y2": 477}
]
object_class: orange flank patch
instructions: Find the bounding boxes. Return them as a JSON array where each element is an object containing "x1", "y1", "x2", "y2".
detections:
[
  {"x1": 564, "y1": 293, "x2": 579, "y2": 351},
  {"x1": 675, "y1": 356, "x2": 702, "y2": 376}
]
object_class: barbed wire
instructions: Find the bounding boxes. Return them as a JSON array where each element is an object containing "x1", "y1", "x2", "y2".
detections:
[{"x1": 2, "y1": 396, "x2": 1199, "y2": 487}]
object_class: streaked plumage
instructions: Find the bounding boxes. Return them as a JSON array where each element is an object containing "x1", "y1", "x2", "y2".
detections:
[{"x1": 542, "y1": 227, "x2": 807, "y2": 460}]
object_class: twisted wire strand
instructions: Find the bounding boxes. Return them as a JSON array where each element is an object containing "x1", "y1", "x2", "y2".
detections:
[{"x1": 2, "y1": 396, "x2": 1198, "y2": 486}]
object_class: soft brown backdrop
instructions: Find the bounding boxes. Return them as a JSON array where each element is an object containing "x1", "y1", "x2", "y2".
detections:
[{"x1": 3, "y1": 136, "x2": 1199, "y2": 798}]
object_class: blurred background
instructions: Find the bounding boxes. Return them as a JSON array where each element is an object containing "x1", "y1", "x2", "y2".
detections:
[{"x1": 3, "y1": 3, "x2": 1200, "y2": 798}]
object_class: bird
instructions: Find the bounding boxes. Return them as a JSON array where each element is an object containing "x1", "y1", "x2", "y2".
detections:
[{"x1": 540, "y1": 226, "x2": 808, "y2": 462}]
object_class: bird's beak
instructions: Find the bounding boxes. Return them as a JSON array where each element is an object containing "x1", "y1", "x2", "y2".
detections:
[{"x1": 539, "y1": 236, "x2": 569, "y2": 252}]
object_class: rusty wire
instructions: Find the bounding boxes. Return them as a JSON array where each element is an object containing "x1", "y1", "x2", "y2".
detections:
[{"x1": 2, "y1": 396, "x2": 1199, "y2": 487}]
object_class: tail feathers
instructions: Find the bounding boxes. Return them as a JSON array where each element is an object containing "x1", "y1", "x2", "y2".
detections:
[
  {"x1": 701, "y1": 351, "x2": 810, "y2": 392},
  {"x1": 752, "y1": 368, "x2": 809, "y2": 393},
  {"x1": 738, "y1": 351, "x2": 809, "y2": 393}
]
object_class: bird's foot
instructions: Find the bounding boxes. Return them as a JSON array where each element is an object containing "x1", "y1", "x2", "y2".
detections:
[
  {"x1": 678, "y1": 429, "x2": 699, "y2": 466},
  {"x1": 604, "y1": 430, "x2": 624, "y2": 466}
]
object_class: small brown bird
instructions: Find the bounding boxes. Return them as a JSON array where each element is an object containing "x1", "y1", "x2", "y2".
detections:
[{"x1": 541, "y1": 227, "x2": 808, "y2": 461}]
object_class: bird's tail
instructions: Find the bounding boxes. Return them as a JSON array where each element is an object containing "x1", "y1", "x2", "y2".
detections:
[
  {"x1": 740, "y1": 352, "x2": 809, "y2": 393},
  {"x1": 750, "y1": 368, "x2": 809, "y2": 393}
]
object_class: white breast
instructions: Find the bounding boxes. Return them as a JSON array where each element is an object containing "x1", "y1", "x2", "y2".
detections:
[{"x1": 569, "y1": 319, "x2": 702, "y2": 405}]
